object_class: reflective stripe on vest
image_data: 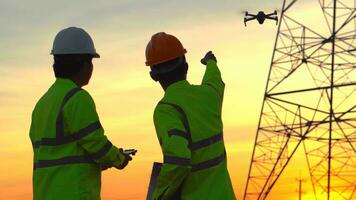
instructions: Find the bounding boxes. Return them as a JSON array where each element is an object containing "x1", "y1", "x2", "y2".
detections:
[
  {"x1": 168, "y1": 129, "x2": 223, "y2": 151},
  {"x1": 190, "y1": 132, "x2": 223, "y2": 151},
  {"x1": 56, "y1": 88, "x2": 82, "y2": 138},
  {"x1": 164, "y1": 155, "x2": 191, "y2": 166},
  {"x1": 163, "y1": 151, "x2": 226, "y2": 172},
  {"x1": 158, "y1": 102, "x2": 192, "y2": 143},
  {"x1": 32, "y1": 121, "x2": 102, "y2": 148},
  {"x1": 158, "y1": 101, "x2": 226, "y2": 171},
  {"x1": 191, "y1": 151, "x2": 226, "y2": 172},
  {"x1": 168, "y1": 129, "x2": 188, "y2": 139},
  {"x1": 34, "y1": 155, "x2": 95, "y2": 169},
  {"x1": 33, "y1": 88, "x2": 105, "y2": 170},
  {"x1": 34, "y1": 141, "x2": 113, "y2": 169}
]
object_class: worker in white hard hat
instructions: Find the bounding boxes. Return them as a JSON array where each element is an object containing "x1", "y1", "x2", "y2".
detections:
[{"x1": 29, "y1": 27, "x2": 136, "y2": 200}]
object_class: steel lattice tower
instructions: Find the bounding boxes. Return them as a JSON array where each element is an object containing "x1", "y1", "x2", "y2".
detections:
[{"x1": 243, "y1": 0, "x2": 355, "y2": 199}]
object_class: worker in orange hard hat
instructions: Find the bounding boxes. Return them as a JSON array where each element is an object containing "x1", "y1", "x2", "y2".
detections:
[{"x1": 145, "y1": 32, "x2": 236, "y2": 200}]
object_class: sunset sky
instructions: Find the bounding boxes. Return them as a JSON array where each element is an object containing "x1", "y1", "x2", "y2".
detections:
[{"x1": 0, "y1": 0, "x2": 346, "y2": 199}]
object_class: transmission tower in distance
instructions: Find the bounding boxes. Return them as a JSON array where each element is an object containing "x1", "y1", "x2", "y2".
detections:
[{"x1": 244, "y1": 0, "x2": 355, "y2": 199}]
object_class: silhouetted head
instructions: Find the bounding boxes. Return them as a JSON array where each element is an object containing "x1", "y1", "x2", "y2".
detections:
[
  {"x1": 145, "y1": 32, "x2": 188, "y2": 90},
  {"x1": 51, "y1": 27, "x2": 100, "y2": 87},
  {"x1": 53, "y1": 54, "x2": 94, "y2": 87},
  {"x1": 150, "y1": 56, "x2": 188, "y2": 90}
]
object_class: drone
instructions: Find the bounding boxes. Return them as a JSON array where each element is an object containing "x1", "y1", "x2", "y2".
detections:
[{"x1": 244, "y1": 10, "x2": 278, "y2": 26}]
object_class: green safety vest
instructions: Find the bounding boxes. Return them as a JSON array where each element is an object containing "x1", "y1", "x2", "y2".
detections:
[
  {"x1": 152, "y1": 60, "x2": 236, "y2": 200},
  {"x1": 30, "y1": 78, "x2": 124, "y2": 200}
]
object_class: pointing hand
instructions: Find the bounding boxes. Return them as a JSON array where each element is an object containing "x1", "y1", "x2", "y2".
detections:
[{"x1": 201, "y1": 51, "x2": 217, "y2": 65}]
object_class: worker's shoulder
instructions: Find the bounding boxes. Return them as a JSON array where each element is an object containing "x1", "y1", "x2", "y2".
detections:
[
  {"x1": 153, "y1": 101, "x2": 180, "y2": 119},
  {"x1": 153, "y1": 101, "x2": 172, "y2": 115},
  {"x1": 65, "y1": 88, "x2": 95, "y2": 106},
  {"x1": 187, "y1": 83, "x2": 217, "y2": 96},
  {"x1": 32, "y1": 85, "x2": 57, "y2": 110},
  {"x1": 32, "y1": 91, "x2": 49, "y2": 115},
  {"x1": 73, "y1": 88, "x2": 92, "y2": 99}
]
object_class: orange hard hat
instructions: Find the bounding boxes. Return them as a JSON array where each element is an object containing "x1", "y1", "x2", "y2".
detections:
[{"x1": 145, "y1": 32, "x2": 187, "y2": 66}]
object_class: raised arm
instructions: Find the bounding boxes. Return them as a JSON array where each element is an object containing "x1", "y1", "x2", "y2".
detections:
[{"x1": 201, "y1": 51, "x2": 225, "y2": 99}]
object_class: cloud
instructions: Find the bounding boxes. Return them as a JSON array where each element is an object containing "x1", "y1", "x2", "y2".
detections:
[
  {"x1": 0, "y1": 0, "x2": 283, "y2": 66},
  {"x1": 0, "y1": 91, "x2": 15, "y2": 97}
]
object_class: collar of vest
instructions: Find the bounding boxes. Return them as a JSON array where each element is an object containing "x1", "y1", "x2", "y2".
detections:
[{"x1": 55, "y1": 78, "x2": 78, "y2": 89}]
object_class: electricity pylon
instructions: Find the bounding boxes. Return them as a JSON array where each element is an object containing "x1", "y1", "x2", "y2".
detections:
[
  {"x1": 296, "y1": 176, "x2": 306, "y2": 200},
  {"x1": 243, "y1": 0, "x2": 355, "y2": 199}
]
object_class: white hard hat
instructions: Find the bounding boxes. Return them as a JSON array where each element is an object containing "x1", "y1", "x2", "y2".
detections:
[{"x1": 51, "y1": 27, "x2": 100, "y2": 58}]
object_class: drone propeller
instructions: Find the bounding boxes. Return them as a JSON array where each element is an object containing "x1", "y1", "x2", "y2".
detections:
[
  {"x1": 244, "y1": 17, "x2": 256, "y2": 26},
  {"x1": 237, "y1": 10, "x2": 248, "y2": 15},
  {"x1": 273, "y1": 8, "x2": 281, "y2": 14},
  {"x1": 273, "y1": 8, "x2": 280, "y2": 12}
]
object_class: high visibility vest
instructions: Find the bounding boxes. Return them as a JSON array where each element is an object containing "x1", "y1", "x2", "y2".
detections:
[
  {"x1": 152, "y1": 60, "x2": 236, "y2": 200},
  {"x1": 30, "y1": 78, "x2": 124, "y2": 200}
]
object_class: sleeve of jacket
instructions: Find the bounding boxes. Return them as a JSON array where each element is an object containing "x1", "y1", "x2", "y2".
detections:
[
  {"x1": 63, "y1": 89, "x2": 125, "y2": 168},
  {"x1": 152, "y1": 104, "x2": 191, "y2": 200},
  {"x1": 201, "y1": 60, "x2": 225, "y2": 99}
]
